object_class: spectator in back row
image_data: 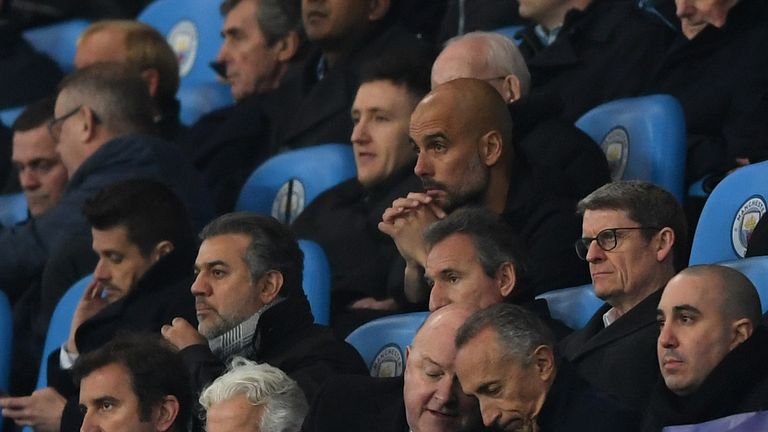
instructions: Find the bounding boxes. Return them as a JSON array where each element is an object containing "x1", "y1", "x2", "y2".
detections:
[
  {"x1": 75, "y1": 20, "x2": 185, "y2": 141},
  {"x1": 560, "y1": 181, "x2": 687, "y2": 410},
  {"x1": 179, "y1": 0, "x2": 303, "y2": 213},
  {"x1": 0, "y1": 63, "x2": 213, "y2": 304},
  {"x1": 380, "y1": 78, "x2": 588, "y2": 300},
  {"x1": 0, "y1": 179, "x2": 198, "y2": 432},
  {"x1": 267, "y1": 0, "x2": 426, "y2": 151},
  {"x1": 643, "y1": 265, "x2": 768, "y2": 431},
  {"x1": 292, "y1": 50, "x2": 431, "y2": 337}
]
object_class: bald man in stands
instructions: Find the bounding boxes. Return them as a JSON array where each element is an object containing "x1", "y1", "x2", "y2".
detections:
[{"x1": 380, "y1": 78, "x2": 588, "y2": 302}]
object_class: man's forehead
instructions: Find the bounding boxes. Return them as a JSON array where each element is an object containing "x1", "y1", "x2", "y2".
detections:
[{"x1": 12, "y1": 126, "x2": 57, "y2": 157}]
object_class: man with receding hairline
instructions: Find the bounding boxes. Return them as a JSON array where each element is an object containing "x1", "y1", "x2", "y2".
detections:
[
  {"x1": 380, "y1": 78, "x2": 587, "y2": 302},
  {"x1": 643, "y1": 264, "x2": 768, "y2": 431}
]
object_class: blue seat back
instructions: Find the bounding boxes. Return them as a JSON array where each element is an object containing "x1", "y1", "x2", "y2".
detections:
[
  {"x1": 299, "y1": 240, "x2": 330, "y2": 325},
  {"x1": 138, "y1": 0, "x2": 232, "y2": 125},
  {"x1": 575, "y1": 94, "x2": 686, "y2": 202},
  {"x1": 345, "y1": 312, "x2": 429, "y2": 377},
  {"x1": 36, "y1": 275, "x2": 91, "y2": 389},
  {"x1": 661, "y1": 411, "x2": 768, "y2": 432},
  {"x1": 689, "y1": 161, "x2": 768, "y2": 265},
  {"x1": 0, "y1": 106, "x2": 24, "y2": 127},
  {"x1": 0, "y1": 193, "x2": 29, "y2": 228},
  {"x1": 536, "y1": 284, "x2": 603, "y2": 330},
  {"x1": 494, "y1": 25, "x2": 524, "y2": 43},
  {"x1": 235, "y1": 144, "x2": 357, "y2": 223},
  {"x1": 0, "y1": 291, "x2": 12, "y2": 395},
  {"x1": 719, "y1": 257, "x2": 768, "y2": 314},
  {"x1": 22, "y1": 19, "x2": 90, "y2": 72}
]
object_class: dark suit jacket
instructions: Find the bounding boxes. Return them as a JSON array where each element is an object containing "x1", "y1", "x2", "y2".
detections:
[
  {"x1": 47, "y1": 246, "x2": 198, "y2": 432},
  {"x1": 302, "y1": 375, "x2": 408, "y2": 432},
  {"x1": 559, "y1": 289, "x2": 663, "y2": 410}
]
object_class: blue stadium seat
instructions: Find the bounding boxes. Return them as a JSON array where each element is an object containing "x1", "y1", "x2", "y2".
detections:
[
  {"x1": 0, "y1": 105, "x2": 24, "y2": 127},
  {"x1": 718, "y1": 257, "x2": 768, "y2": 314},
  {"x1": 493, "y1": 25, "x2": 524, "y2": 43},
  {"x1": 299, "y1": 239, "x2": 331, "y2": 325},
  {"x1": 0, "y1": 193, "x2": 29, "y2": 228},
  {"x1": 35, "y1": 275, "x2": 91, "y2": 389},
  {"x1": 689, "y1": 161, "x2": 768, "y2": 265},
  {"x1": 345, "y1": 312, "x2": 429, "y2": 377},
  {"x1": 138, "y1": 0, "x2": 233, "y2": 125},
  {"x1": 235, "y1": 144, "x2": 357, "y2": 224},
  {"x1": 536, "y1": 284, "x2": 603, "y2": 330},
  {"x1": 0, "y1": 290, "x2": 12, "y2": 395},
  {"x1": 22, "y1": 19, "x2": 90, "y2": 73},
  {"x1": 575, "y1": 94, "x2": 686, "y2": 202},
  {"x1": 661, "y1": 410, "x2": 768, "y2": 432}
]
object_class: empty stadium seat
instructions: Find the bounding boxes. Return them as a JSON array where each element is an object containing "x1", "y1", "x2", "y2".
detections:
[
  {"x1": 138, "y1": 0, "x2": 233, "y2": 124},
  {"x1": 35, "y1": 275, "x2": 91, "y2": 389},
  {"x1": 235, "y1": 144, "x2": 357, "y2": 223},
  {"x1": 345, "y1": 312, "x2": 429, "y2": 377},
  {"x1": 0, "y1": 193, "x2": 29, "y2": 228},
  {"x1": 689, "y1": 161, "x2": 768, "y2": 265},
  {"x1": 22, "y1": 19, "x2": 90, "y2": 73},
  {"x1": 719, "y1": 257, "x2": 768, "y2": 314},
  {"x1": 536, "y1": 284, "x2": 603, "y2": 330},
  {"x1": 299, "y1": 239, "x2": 331, "y2": 325},
  {"x1": 575, "y1": 94, "x2": 686, "y2": 202}
]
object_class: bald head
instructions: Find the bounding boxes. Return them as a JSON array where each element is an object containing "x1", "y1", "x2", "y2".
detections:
[
  {"x1": 432, "y1": 32, "x2": 530, "y2": 102},
  {"x1": 675, "y1": 265, "x2": 762, "y2": 325},
  {"x1": 412, "y1": 304, "x2": 476, "y2": 351}
]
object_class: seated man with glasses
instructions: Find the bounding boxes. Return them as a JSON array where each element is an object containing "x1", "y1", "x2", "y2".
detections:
[{"x1": 561, "y1": 180, "x2": 688, "y2": 411}]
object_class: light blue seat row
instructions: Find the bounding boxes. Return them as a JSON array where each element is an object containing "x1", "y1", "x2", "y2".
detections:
[
  {"x1": 345, "y1": 312, "x2": 429, "y2": 377},
  {"x1": 22, "y1": 19, "x2": 91, "y2": 73},
  {"x1": 0, "y1": 193, "x2": 29, "y2": 228},
  {"x1": 0, "y1": 105, "x2": 24, "y2": 127},
  {"x1": 536, "y1": 284, "x2": 603, "y2": 330},
  {"x1": 299, "y1": 239, "x2": 331, "y2": 325},
  {"x1": 576, "y1": 94, "x2": 687, "y2": 202},
  {"x1": 236, "y1": 144, "x2": 357, "y2": 224}
]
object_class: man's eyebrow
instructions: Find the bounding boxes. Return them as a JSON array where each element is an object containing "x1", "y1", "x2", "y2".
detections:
[{"x1": 672, "y1": 304, "x2": 701, "y2": 315}]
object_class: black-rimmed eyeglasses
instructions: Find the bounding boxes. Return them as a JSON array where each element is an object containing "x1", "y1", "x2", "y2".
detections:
[
  {"x1": 48, "y1": 105, "x2": 83, "y2": 142},
  {"x1": 575, "y1": 227, "x2": 662, "y2": 260}
]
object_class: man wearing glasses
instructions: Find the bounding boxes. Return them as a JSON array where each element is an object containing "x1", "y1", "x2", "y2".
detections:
[{"x1": 561, "y1": 180, "x2": 688, "y2": 411}]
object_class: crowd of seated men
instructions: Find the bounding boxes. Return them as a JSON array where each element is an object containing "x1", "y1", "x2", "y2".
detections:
[{"x1": 0, "y1": 0, "x2": 767, "y2": 431}]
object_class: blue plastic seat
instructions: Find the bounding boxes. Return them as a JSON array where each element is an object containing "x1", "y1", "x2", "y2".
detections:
[
  {"x1": 575, "y1": 94, "x2": 687, "y2": 202},
  {"x1": 0, "y1": 193, "x2": 29, "y2": 228},
  {"x1": 689, "y1": 161, "x2": 768, "y2": 265},
  {"x1": 345, "y1": 312, "x2": 429, "y2": 377},
  {"x1": 35, "y1": 275, "x2": 91, "y2": 389},
  {"x1": 22, "y1": 19, "x2": 90, "y2": 73},
  {"x1": 718, "y1": 257, "x2": 768, "y2": 314},
  {"x1": 0, "y1": 105, "x2": 24, "y2": 127},
  {"x1": 536, "y1": 284, "x2": 603, "y2": 330},
  {"x1": 138, "y1": 0, "x2": 233, "y2": 125},
  {"x1": 235, "y1": 144, "x2": 357, "y2": 224},
  {"x1": 299, "y1": 239, "x2": 331, "y2": 325},
  {"x1": 0, "y1": 291, "x2": 12, "y2": 395},
  {"x1": 493, "y1": 25, "x2": 524, "y2": 43}
]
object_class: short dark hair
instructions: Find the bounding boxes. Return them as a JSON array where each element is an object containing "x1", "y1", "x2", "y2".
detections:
[
  {"x1": 72, "y1": 333, "x2": 192, "y2": 432},
  {"x1": 58, "y1": 62, "x2": 155, "y2": 135},
  {"x1": 220, "y1": 0, "x2": 301, "y2": 46},
  {"x1": 577, "y1": 181, "x2": 688, "y2": 270},
  {"x1": 83, "y1": 178, "x2": 192, "y2": 256},
  {"x1": 11, "y1": 96, "x2": 56, "y2": 132},
  {"x1": 200, "y1": 212, "x2": 304, "y2": 299},
  {"x1": 423, "y1": 207, "x2": 530, "y2": 300},
  {"x1": 359, "y1": 46, "x2": 435, "y2": 101},
  {"x1": 455, "y1": 303, "x2": 556, "y2": 366}
]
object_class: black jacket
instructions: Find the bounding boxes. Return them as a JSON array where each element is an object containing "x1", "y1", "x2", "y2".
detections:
[
  {"x1": 642, "y1": 326, "x2": 768, "y2": 432},
  {"x1": 48, "y1": 246, "x2": 198, "y2": 432},
  {"x1": 560, "y1": 289, "x2": 663, "y2": 410}
]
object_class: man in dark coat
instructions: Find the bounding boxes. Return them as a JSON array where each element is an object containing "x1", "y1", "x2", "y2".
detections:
[
  {"x1": 161, "y1": 213, "x2": 368, "y2": 422},
  {"x1": 303, "y1": 304, "x2": 486, "y2": 432},
  {"x1": 177, "y1": 0, "x2": 303, "y2": 213},
  {"x1": 0, "y1": 179, "x2": 199, "y2": 432},
  {"x1": 456, "y1": 303, "x2": 638, "y2": 431},
  {"x1": 292, "y1": 50, "x2": 432, "y2": 336},
  {"x1": 560, "y1": 181, "x2": 688, "y2": 410},
  {"x1": 380, "y1": 79, "x2": 589, "y2": 302},
  {"x1": 643, "y1": 265, "x2": 768, "y2": 432},
  {"x1": 0, "y1": 63, "x2": 214, "y2": 301},
  {"x1": 516, "y1": 0, "x2": 674, "y2": 122},
  {"x1": 267, "y1": 0, "x2": 426, "y2": 151}
]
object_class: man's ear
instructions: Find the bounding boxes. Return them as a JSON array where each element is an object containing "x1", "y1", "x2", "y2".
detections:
[
  {"x1": 655, "y1": 227, "x2": 675, "y2": 263},
  {"x1": 478, "y1": 130, "x2": 503, "y2": 167},
  {"x1": 80, "y1": 105, "x2": 99, "y2": 143},
  {"x1": 153, "y1": 395, "x2": 180, "y2": 432},
  {"x1": 150, "y1": 241, "x2": 175, "y2": 264},
  {"x1": 140, "y1": 68, "x2": 161, "y2": 98},
  {"x1": 731, "y1": 318, "x2": 754, "y2": 349},
  {"x1": 258, "y1": 270, "x2": 284, "y2": 304},
  {"x1": 496, "y1": 261, "x2": 517, "y2": 299},
  {"x1": 367, "y1": 0, "x2": 391, "y2": 22},
  {"x1": 531, "y1": 345, "x2": 555, "y2": 382},
  {"x1": 502, "y1": 74, "x2": 522, "y2": 103},
  {"x1": 274, "y1": 31, "x2": 300, "y2": 63}
]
